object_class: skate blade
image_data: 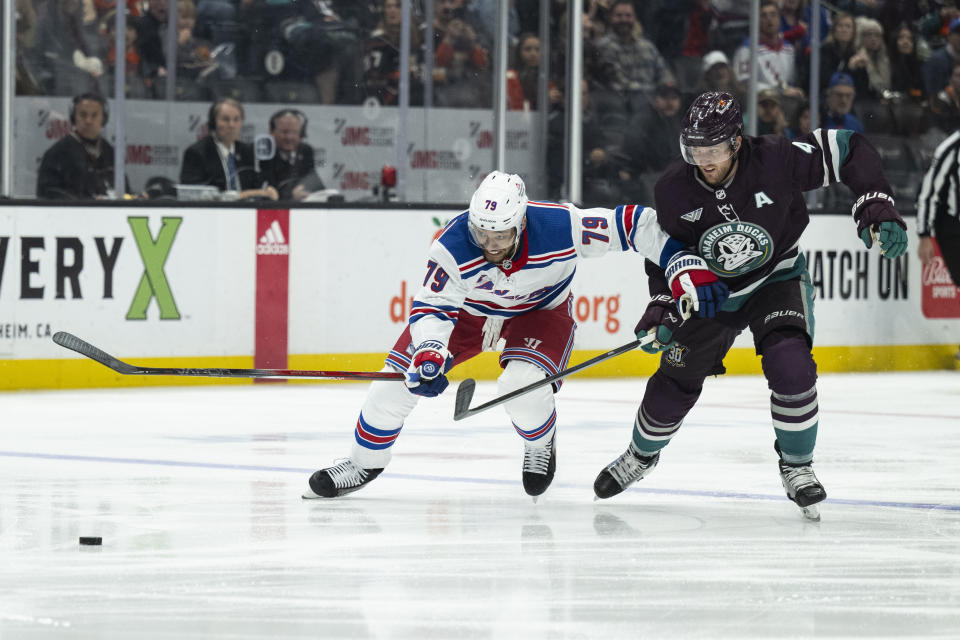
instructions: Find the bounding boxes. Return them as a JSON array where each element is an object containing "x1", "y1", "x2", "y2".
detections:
[
  {"x1": 531, "y1": 495, "x2": 539, "y2": 504},
  {"x1": 800, "y1": 505, "x2": 820, "y2": 521}
]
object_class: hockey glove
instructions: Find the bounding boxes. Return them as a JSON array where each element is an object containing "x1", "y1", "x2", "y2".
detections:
[
  {"x1": 404, "y1": 342, "x2": 452, "y2": 398},
  {"x1": 664, "y1": 251, "x2": 729, "y2": 318},
  {"x1": 634, "y1": 295, "x2": 685, "y2": 353},
  {"x1": 853, "y1": 192, "x2": 907, "y2": 259}
]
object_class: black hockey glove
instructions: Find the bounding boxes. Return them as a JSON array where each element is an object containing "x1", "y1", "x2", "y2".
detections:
[
  {"x1": 853, "y1": 192, "x2": 908, "y2": 259},
  {"x1": 634, "y1": 295, "x2": 685, "y2": 354}
]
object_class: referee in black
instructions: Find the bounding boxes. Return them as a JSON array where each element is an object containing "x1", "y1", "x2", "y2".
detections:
[{"x1": 916, "y1": 128, "x2": 960, "y2": 355}]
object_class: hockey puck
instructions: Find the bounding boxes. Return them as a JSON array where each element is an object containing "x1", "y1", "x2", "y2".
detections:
[{"x1": 79, "y1": 536, "x2": 102, "y2": 546}]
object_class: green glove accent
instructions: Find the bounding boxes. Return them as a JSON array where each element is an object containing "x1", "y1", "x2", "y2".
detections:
[
  {"x1": 638, "y1": 325, "x2": 675, "y2": 354},
  {"x1": 860, "y1": 222, "x2": 908, "y2": 258}
]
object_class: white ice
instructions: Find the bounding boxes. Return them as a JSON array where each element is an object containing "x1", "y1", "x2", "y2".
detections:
[{"x1": 1, "y1": 372, "x2": 959, "y2": 639}]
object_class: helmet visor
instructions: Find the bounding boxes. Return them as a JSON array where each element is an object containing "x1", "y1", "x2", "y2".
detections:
[
  {"x1": 468, "y1": 222, "x2": 518, "y2": 253},
  {"x1": 680, "y1": 138, "x2": 737, "y2": 166}
]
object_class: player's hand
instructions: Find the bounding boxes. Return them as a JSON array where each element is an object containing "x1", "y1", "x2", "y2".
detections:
[
  {"x1": 634, "y1": 295, "x2": 684, "y2": 353},
  {"x1": 853, "y1": 192, "x2": 907, "y2": 259},
  {"x1": 404, "y1": 342, "x2": 452, "y2": 397},
  {"x1": 665, "y1": 252, "x2": 729, "y2": 318}
]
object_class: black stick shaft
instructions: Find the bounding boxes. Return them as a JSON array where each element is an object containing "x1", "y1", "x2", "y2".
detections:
[
  {"x1": 454, "y1": 335, "x2": 653, "y2": 420},
  {"x1": 52, "y1": 332, "x2": 405, "y2": 381}
]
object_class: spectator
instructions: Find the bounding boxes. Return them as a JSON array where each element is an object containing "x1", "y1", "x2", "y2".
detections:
[
  {"x1": 551, "y1": 9, "x2": 620, "y2": 116},
  {"x1": 363, "y1": 0, "x2": 424, "y2": 106},
  {"x1": 889, "y1": 22, "x2": 926, "y2": 103},
  {"x1": 732, "y1": 0, "x2": 803, "y2": 98},
  {"x1": 546, "y1": 80, "x2": 647, "y2": 206},
  {"x1": 34, "y1": 0, "x2": 105, "y2": 96},
  {"x1": 594, "y1": 0, "x2": 675, "y2": 116},
  {"x1": 259, "y1": 108, "x2": 324, "y2": 201},
  {"x1": 812, "y1": 12, "x2": 859, "y2": 93},
  {"x1": 931, "y1": 62, "x2": 960, "y2": 132},
  {"x1": 784, "y1": 100, "x2": 811, "y2": 139},
  {"x1": 923, "y1": 16, "x2": 960, "y2": 104},
  {"x1": 756, "y1": 87, "x2": 789, "y2": 136},
  {"x1": 175, "y1": 0, "x2": 218, "y2": 84},
  {"x1": 647, "y1": 0, "x2": 713, "y2": 95},
  {"x1": 180, "y1": 97, "x2": 279, "y2": 200},
  {"x1": 779, "y1": 0, "x2": 830, "y2": 50},
  {"x1": 135, "y1": 0, "x2": 169, "y2": 81},
  {"x1": 822, "y1": 71, "x2": 864, "y2": 133},
  {"x1": 507, "y1": 32, "x2": 541, "y2": 110},
  {"x1": 849, "y1": 17, "x2": 890, "y2": 102},
  {"x1": 266, "y1": 0, "x2": 365, "y2": 104},
  {"x1": 465, "y1": 0, "x2": 521, "y2": 51},
  {"x1": 100, "y1": 12, "x2": 151, "y2": 98},
  {"x1": 697, "y1": 49, "x2": 745, "y2": 104},
  {"x1": 15, "y1": 0, "x2": 43, "y2": 94},
  {"x1": 888, "y1": 22, "x2": 929, "y2": 135},
  {"x1": 427, "y1": 0, "x2": 492, "y2": 108},
  {"x1": 848, "y1": 16, "x2": 893, "y2": 131},
  {"x1": 624, "y1": 82, "x2": 684, "y2": 175},
  {"x1": 37, "y1": 93, "x2": 127, "y2": 200}
]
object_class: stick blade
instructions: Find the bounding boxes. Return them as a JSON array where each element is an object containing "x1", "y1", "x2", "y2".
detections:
[
  {"x1": 453, "y1": 379, "x2": 477, "y2": 421},
  {"x1": 52, "y1": 332, "x2": 139, "y2": 375}
]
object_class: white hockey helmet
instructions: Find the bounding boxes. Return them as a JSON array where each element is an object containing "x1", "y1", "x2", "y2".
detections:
[{"x1": 467, "y1": 171, "x2": 528, "y2": 251}]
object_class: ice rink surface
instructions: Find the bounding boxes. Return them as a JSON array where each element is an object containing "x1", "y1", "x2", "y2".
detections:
[{"x1": 1, "y1": 372, "x2": 958, "y2": 639}]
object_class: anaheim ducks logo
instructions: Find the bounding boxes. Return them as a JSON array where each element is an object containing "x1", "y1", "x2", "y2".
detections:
[{"x1": 699, "y1": 221, "x2": 774, "y2": 277}]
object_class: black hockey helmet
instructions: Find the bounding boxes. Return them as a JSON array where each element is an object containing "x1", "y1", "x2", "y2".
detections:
[{"x1": 679, "y1": 91, "x2": 743, "y2": 164}]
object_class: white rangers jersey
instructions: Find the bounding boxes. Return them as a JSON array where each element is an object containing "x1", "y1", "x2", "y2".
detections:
[{"x1": 405, "y1": 201, "x2": 684, "y2": 350}]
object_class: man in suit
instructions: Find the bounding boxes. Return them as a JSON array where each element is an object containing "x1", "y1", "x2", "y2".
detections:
[
  {"x1": 37, "y1": 93, "x2": 129, "y2": 200},
  {"x1": 180, "y1": 97, "x2": 278, "y2": 200},
  {"x1": 259, "y1": 108, "x2": 325, "y2": 201}
]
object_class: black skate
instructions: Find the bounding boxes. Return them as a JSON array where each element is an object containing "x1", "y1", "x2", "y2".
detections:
[
  {"x1": 302, "y1": 459, "x2": 383, "y2": 498},
  {"x1": 593, "y1": 446, "x2": 660, "y2": 499},
  {"x1": 522, "y1": 434, "x2": 556, "y2": 500},
  {"x1": 775, "y1": 442, "x2": 826, "y2": 521}
]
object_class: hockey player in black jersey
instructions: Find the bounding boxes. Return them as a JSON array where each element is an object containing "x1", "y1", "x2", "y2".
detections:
[{"x1": 593, "y1": 91, "x2": 908, "y2": 520}]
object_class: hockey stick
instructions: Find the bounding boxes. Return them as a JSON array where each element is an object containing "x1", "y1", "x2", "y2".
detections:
[
  {"x1": 453, "y1": 294, "x2": 695, "y2": 421},
  {"x1": 52, "y1": 332, "x2": 405, "y2": 381},
  {"x1": 453, "y1": 333, "x2": 656, "y2": 421}
]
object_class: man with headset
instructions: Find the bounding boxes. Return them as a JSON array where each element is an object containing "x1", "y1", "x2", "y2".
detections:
[
  {"x1": 37, "y1": 93, "x2": 128, "y2": 200},
  {"x1": 180, "y1": 97, "x2": 278, "y2": 200},
  {"x1": 259, "y1": 108, "x2": 326, "y2": 201}
]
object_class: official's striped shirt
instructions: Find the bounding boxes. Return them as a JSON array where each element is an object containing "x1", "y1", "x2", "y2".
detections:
[{"x1": 916, "y1": 129, "x2": 960, "y2": 236}]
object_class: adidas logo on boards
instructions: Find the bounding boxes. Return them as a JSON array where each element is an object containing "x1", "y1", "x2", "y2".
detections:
[{"x1": 257, "y1": 220, "x2": 289, "y2": 255}]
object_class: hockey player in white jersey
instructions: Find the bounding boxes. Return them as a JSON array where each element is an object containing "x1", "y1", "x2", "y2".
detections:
[{"x1": 303, "y1": 171, "x2": 727, "y2": 499}]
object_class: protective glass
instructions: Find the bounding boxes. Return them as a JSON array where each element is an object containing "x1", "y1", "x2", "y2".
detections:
[
  {"x1": 468, "y1": 223, "x2": 518, "y2": 252},
  {"x1": 680, "y1": 138, "x2": 737, "y2": 165}
]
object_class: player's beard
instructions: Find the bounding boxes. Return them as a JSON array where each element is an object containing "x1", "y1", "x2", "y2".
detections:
[
  {"x1": 701, "y1": 157, "x2": 739, "y2": 187},
  {"x1": 483, "y1": 245, "x2": 516, "y2": 264}
]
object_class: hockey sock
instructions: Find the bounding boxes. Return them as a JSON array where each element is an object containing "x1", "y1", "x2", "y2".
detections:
[
  {"x1": 632, "y1": 371, "x2": 703, "y2": 453},
  {"x1": 349, "y1": 373, "x2": 420, "y2": 468},
  {"x1": 761, "y1": 335, "x2": 819, "y2": 463},
  {"x1": 499, "y1": 360, "x2": 556, "y2": 446}
]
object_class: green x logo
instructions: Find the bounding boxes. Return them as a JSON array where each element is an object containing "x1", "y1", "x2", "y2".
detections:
[{"x1": 126, "y1": 216, "x2": 182, "y2": 320}]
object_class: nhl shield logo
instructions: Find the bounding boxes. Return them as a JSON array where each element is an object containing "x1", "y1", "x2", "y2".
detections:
[{"x1": 699, "y1": 221, "x2": 774, "y2": 276}]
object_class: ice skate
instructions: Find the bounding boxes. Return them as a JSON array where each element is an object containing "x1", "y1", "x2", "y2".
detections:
[
  {"x1": 302, "y1": 459, "x2": 383, "y2": 498},
  {"x1": 593, "y1": 445, "x2": 660, "y2": 499},
  {"x1": 522, "y1": 434, "x2": 556, "y2": 500},
  {"x1": 775, "y1": 443, "x2": 826, "y2": 521}
]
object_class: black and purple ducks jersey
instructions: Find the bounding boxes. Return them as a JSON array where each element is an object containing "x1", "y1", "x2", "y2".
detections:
[{"x1": 653, "y1": 129, "x2": 892, "y2": 310}]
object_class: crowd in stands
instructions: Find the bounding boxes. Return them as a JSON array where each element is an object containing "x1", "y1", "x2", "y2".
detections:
[{"x1": 16, "y1": 0, "x2": 960, "y2": 205}]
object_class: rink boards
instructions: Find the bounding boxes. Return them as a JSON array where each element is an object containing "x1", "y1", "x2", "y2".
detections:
[{"x1": 0, "y1": 204, "x2": 957, "y2": 390}]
